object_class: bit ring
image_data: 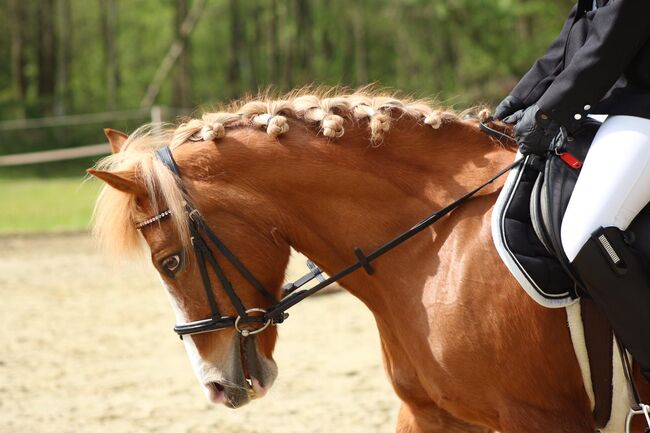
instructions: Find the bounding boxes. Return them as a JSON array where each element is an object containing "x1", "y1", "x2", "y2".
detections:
[{"x1": 234, "y1": 308, "x2": 271, "y2": 337}]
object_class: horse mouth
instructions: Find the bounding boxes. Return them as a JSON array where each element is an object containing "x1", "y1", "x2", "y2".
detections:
[
  {"x1": 205, "y1": 380, "x2": 264, "y2": 406},
  {"x1": 241, "y1": 336, "x2": 272, "y2": 398},
  {"x1": 204, "y1": 335, "x2": 275, "y2": 408}
]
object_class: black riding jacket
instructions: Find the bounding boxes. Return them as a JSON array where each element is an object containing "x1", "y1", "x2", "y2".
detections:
[{"x1": 509, "y1": 0, "x2": 650, "y2": 132}]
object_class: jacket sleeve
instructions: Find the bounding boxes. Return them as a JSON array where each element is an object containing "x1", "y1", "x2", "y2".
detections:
[
  {"x1": 537, "y1": 0, "x2": 650, "y2": 132},
  {"x1": 509, "y1": 6, "x2": 577, "y2": 106}
]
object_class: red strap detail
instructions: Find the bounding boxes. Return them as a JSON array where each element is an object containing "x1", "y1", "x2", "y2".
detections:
[{"x1": 559, "y1": 152, "x2": 583, "y2": 170}]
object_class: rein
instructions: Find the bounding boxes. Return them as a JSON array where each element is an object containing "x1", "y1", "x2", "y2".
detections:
[{"x1": 147, "y1": 120, "x2": 521, "y2": 338}]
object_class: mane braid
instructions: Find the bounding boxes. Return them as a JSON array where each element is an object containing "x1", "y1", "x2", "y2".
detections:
[
  {"x1": 171, "y1": 86, "x2": 485, "y2": 148},
  {"x1": 91, "y1": 86, "x2": 493, "y2": 258}
]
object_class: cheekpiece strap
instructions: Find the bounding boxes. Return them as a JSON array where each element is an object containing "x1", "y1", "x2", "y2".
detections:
[
  {"x1": 156, "y1": 145, "x2": 192, "y2": 211},
  {"x1": 156, "y1": 146, "x2": 181, "y2": 177}
]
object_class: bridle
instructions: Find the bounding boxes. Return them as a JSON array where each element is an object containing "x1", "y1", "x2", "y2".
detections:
[{"x1": 140, "y1": 120, "x2": 520, "y2": 339}]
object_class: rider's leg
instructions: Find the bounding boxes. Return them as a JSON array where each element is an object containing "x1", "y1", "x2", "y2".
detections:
[{"x1": 561, "y1": 115, "x2": 650, "y2": 372}]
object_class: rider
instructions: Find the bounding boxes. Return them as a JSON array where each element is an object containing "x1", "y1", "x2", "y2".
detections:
[{"x1": 494, "y1": 0, "x2": 650, "y2": 380}]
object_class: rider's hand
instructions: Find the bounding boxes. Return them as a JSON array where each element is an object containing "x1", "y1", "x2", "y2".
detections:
[
  {"x1": 512, "y1": 105, "x2": 564, "y2": 156},
  {"x1": 494, "y1": 95, "x2": 526, "y2": 122}
]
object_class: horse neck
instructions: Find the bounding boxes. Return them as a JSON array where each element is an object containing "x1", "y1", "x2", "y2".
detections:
[{"x1": 190, "y1": 118, "x2": 514, "y2": 312}]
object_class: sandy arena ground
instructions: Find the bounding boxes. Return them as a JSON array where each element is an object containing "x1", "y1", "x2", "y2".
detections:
[{"x1": 0, "y1": 233, "x2": 399, "y2": 433}]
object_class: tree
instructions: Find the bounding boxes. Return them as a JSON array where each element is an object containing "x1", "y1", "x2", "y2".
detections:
[
  {"x1": 0, "y1": 0, "x2": 577, "y2": 124},
  {"x1": 99, "y1": 0, "x2": 119, "y2": 110},
  {"x1": 173, "y1": 0, "x2": 192, "y2": 108},
  {"x1": 55, "y1": 0, "x2": 71, "y2": 115},
  {"x1": 268, "y1": 0, "x2": 280, "y2": 84},
  {"x1": 37, "y1": 0, "x2": 56, "y2": 115},
  {"x1": 295, "y1": 0, "x2": 312, "y2": 81},
  {"x1": 227, "y1": 0, "x2": 242, "y2": 97},
  {"x1": 8, "y1": 0, "x2": 27, "y2": 116},
  {"x1": 351, "y1": 2, "x2": 368, "y2": 85}
]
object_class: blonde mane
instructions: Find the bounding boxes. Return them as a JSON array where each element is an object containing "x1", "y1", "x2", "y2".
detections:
[
  {"x1": 91, "y1": 86, "x2": 491, "y2": 257},
  {"x1": 172, "y1": 86, "x2": 490, "y2": 147}
]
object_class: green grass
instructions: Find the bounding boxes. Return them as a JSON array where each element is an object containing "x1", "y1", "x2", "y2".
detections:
[
  {"x1": 0, "y1": 176, "x2": 102, "y2": 233},
  {"x1": 0, "y1": 157, "x2": 100, "y2": 179}
]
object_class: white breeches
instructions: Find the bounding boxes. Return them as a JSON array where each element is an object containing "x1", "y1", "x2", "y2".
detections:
[{"x1": 561, "y1": 115, "x2": 650, "y2": 261}]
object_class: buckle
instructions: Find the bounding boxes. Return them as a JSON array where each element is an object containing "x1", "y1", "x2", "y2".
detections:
[{"x1": 188, "y1": 208, "x2": 201, "y2": 222}]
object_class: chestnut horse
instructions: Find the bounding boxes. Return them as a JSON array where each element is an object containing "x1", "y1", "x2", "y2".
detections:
[{"x1": 89, "y1": 90, "x2": 647, "y2": 432}]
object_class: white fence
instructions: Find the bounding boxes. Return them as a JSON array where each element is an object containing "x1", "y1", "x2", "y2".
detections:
[{"x1": 0, "y1": 106, "x2": 168, "y2": 167}]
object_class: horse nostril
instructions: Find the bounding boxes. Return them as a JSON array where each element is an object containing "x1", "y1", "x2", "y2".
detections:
[{"x1": 205, "y1": 381, "x2": 227, "y2": 404}]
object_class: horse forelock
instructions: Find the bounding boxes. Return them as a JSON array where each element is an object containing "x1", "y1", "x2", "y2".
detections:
[{"x1": 91, "y1": 125, "x2": 191, "y2": 258}]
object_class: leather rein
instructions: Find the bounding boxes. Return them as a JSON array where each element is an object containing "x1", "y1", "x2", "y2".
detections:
[{"x1": 142, "y1": 120, "x2": 520, "y2": 339}]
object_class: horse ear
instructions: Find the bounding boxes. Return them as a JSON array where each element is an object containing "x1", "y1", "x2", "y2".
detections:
[
  {"x1": 87, "y1": 169, "x2": 146, "y2": 196},
  {"x1": 104, "y1": 128, "x2": 129, "y2": 154}
]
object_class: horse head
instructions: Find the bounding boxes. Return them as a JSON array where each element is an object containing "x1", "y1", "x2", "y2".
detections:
[{"x1": 90, "y1": 126, "x2": 291, "y2": 408}]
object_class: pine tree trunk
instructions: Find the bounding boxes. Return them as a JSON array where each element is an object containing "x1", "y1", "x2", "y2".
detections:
[
  {"x1": 295, "y1": 0, "x2": 312, "y2": 81},
  {"x1": 173, "y1": 0, "x2": 192, "y2": 108},
  {"x1": 282, "y1": 1, "x2": 294, "y2": 88},
  {"x1": 55, "y1": 0, "x2": 71, "y2": 115},
  {"x1": 342, "y1": 3, "x2": 355, "y2": 85},
  {"x1": 269, "y1": 0, "x2": 280, "y2": 84},
  {"x1": 100, "y1": 0, "x2": 119, "y2": 110},
  {"x1": 227, "y1": 0, "x2": 242, "y2": 97},
  {"x1": 351, "y1": 3, "x2": 368, "y2": 85},
  {"x1": 247, "y1": 2, "x2": 261, "y2": 89},
  {"x1": 8, "y1": 0, "x2": 27, "y2": 116},
  {"x1": 37, "y1": 0, "x2": 56, "y2": 115}
]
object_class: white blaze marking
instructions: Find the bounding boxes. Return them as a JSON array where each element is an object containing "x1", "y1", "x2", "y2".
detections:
[{"x1": 158, "y1": 276, "x2": 228, "y2": 401}]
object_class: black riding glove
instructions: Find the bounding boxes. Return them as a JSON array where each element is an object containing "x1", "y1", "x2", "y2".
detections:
[
  {"x1": 494, "y1": 95, "x2": 526, "y2": 122},
  {"x1": 512, "y1": 105, "x2": 564, "y2": 156}
]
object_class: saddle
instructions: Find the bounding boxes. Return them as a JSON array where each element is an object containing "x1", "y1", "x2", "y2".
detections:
[
  {"x1": 493, "y1": 118, "x2": 650, "y2": 305},
  {"x1": 492, "y1": 118, "x2": 650, "y2": 429}
]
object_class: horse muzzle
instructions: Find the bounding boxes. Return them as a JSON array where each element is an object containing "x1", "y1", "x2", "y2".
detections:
[{"x1": 200, "y1": 335, "x2": 277, "y2": 408}]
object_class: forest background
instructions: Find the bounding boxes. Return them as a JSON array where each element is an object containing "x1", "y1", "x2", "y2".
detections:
[{"x1": 0, "y1": 0, "x2": 573, "y2": 230}]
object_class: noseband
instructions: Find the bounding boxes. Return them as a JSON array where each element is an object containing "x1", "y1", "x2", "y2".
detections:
[{"x1": 143, "y1": 123, "x2": 520, "y2": 339}]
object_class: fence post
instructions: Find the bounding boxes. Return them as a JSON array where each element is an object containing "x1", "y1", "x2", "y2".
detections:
[{"x1": 151, "y1": 105, "x2": 163, "y2": 135}]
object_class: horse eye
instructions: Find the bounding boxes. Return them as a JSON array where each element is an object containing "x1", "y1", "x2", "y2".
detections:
[{"x1": 161, "y1": 254, "x2": 182, "y2": 276}]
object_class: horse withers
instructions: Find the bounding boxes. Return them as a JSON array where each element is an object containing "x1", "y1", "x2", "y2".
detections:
[{"x1": 90, "y1": 89, "x2": 650, "y2": 432}]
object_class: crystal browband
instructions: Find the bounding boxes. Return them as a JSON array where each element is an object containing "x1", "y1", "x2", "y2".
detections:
[{"x1": 136, "y1": 209, "x2": 172, "y2": 229}]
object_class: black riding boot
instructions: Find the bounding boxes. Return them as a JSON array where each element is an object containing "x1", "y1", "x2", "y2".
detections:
[{"x1": 572, "y1": 226, "x2": 650, "y2": 379}]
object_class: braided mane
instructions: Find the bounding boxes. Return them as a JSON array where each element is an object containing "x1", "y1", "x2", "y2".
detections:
[
  {"x1": 171, "y1": 86, "x2": 491, "y2": 147},
  {"x1": 92, "y1": 87, "x2": 492, "y2": 258}
]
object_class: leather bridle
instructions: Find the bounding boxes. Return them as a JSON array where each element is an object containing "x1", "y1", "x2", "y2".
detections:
[{"x1": 141, "y1": 121, "x2": 520, "y2": 339}]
